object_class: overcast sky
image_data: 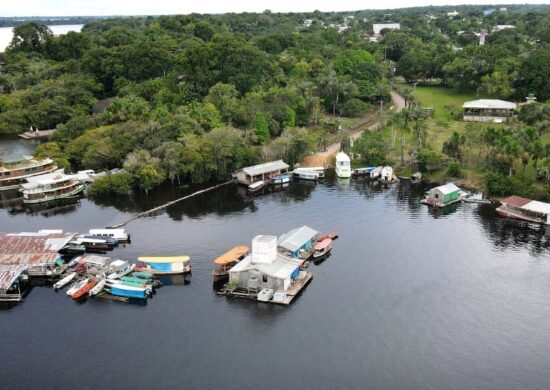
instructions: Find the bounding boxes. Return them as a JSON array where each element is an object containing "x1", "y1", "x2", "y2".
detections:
[{"x1": 0, "y1": 0, "x2": 548, "y2": 16}]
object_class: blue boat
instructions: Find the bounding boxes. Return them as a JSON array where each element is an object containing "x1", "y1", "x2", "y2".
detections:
[
  {"x1": 107, "y1": 282, "x2": 151, "y2": 299},
  {"x1": 352, "y1": 167, "x2": 375, "y2": 177}
]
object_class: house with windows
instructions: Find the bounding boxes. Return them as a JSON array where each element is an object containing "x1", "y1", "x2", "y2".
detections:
[{"x1": 462, "y1": 99, "x2": 517, "y2": 123}]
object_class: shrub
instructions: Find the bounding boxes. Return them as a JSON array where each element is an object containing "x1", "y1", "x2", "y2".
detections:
[
  {"x1": 88, "y1": 173, "x2": 133, "y2": 197},
  {"x1": 447, "y1": 162, "x2": 461, "y2": 178}
]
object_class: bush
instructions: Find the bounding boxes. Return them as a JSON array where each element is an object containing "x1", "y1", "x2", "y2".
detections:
[
  {"x1": 88, "y1": 173, "x2": 133, "y2": 197},
  {"x1": 341, "y1": 98, "x2": 368, "y2": 117},
  {"x1": 447, "y1": 162, "x2": 461, "y2": 178}
]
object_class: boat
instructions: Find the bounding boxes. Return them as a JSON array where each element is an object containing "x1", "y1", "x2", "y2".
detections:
[
  {"x1": 0, "y1": 156, "x2": 57, "y2": 191},
  {"x1": 132, "y1": 271, "x2": 154, "y2": 280},
  {"x1": 67, "y1": 256, "x2": 83, "y2": 268},
  {"x1": 313, "y1": 238, "x2": 333, "y2": 259},
  {"x1": 106, "y1": 282, "x2": 152, "y2": 299},
  {"x1": 411, "y1": 172, "x2": 422, "y2": 184},
  {"x1": 247, "y1": 180, "x2": 265, "y2": 195},
  {"x1": 66, "y1": 278, "x2": 89, "y2": 297},
  {"x1": 294, "y1": 167, "x2": 325, "y2": 179},
  {"x1": 271, "y1": 174, "x2": 290, "y2": 185},
  {"x1": 71, "y1": 237, "x2": 115, "y2": 252},
  {"x1": 370, "y1": 166, "x2": 382, "y2": 180},
  {"x1": 53, "y1": 272, "x2": 76, "y2": 290},
  {"x1": 293, "y1": 171, "x2": 318, "y2": 181},
  {"x1": 107, "y1": 260, "x2": 135, "y2": 279},
  {"x1": 317, "y1": 232, "x2": 339, "y2": 241},
  {"x1": 81, "y1": 235, "x2": 118, "y2": 247},
  {"x1": 88, "y1": 228, "x2": 131, "y2": 243},
  {"x1": 335, "y1": 152, "x2": 351, "y2": 178},
  {"x1": 20, "y1": 169, "x2": 85, "y2": 204},
  {"x1": 58, "y1": 243, "x2": 86, "y2": 257},
  {"x1": 496, "y1": 196, "x2": 550, "y2": 225},
  {"x1": 72, "y1": 280, "x2": 96, "y2": 300},
  {"x1": 89, "y1": 279, "x2": 106, "y2": 296},
  {"x1": 352, "y1": 167, "x2": 375, "y2": 177},
  {"x1": 137, "y1": 256, "x2": 192, "y2": 275},
  {"x1": 212, "y1": 245, "x2": 249, "y2": 281},
  {"x1": 380, "y1": 166, "x2": 394, "y2": 183},
  {"x1": 463, "y1": 196, "x2": 492, "y2": 204}
]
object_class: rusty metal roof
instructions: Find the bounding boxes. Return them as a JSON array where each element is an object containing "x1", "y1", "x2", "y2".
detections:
[
  {"x1": 501, "y1": 196, "x2": 531, "y2": 208},
  {"x1": 0, "y1": 232, "x2": 76, "y2": 266},
  {"x1": 0, "y1": 264, "x2": 28, "y2": 291}
]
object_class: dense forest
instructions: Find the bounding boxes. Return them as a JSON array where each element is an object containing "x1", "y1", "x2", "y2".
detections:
[{"x1": 0, "y1": 5, "x2": 549, "y2": 198}]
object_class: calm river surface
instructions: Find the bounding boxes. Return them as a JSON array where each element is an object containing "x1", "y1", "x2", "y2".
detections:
[{"x1": 1, "y1": 140, "x2": 550, "y2": 389}]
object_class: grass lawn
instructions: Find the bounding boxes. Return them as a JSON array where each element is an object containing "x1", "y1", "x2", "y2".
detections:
[{"x1": 415, "y1": 86, "x2": 482, "y2": 123}]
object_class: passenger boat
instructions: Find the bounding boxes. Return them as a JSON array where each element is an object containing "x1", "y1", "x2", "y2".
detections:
[
  {"x1": 247, "y1": 180, "x2": 265, "y2": 194},
  {"x1": 352, "y1": 167, "x2": 375, "y2": 177},
  {"x1": 89, "y1": 279, "x2": 106, "y2": 296},
  {"x1": 335, "y1": 152, "x2": 352, "y2": 178},
  {"x1": 293, "y1": 171, "x2": 318, "y2": 181},
  {"x1": 317, "y1": 232, "x2": 339, "y2": 241},
  {"x1": 380, "y1": 166, "x2": 394, "y2": 183},
  {"x1": 313, "y1": 238, "x2": 333, "y2": 259},
  {"x1": 88, "y1": 228, "x2": 131, "y2": 243},
  {"x1": 271, "y1": 174, "x2": 290, "y2": 185},
  {"x1": 212, "y1": 245, "x2": 249, "y2": 281},
  {"x1": 72, "y1": 280, "x2": 96, "y2": 300},
  {"x1": 411, "y1": 172, "x2": 422, "y2": 184},
  {"x1": 294, "y1": 167, "x2": 325, "y2": 179},
  {"x1": 137, "y1": 256, "x2": 192, "y2": 275},
  {"x1": 496, "y1": 196, "x2": 550, "y2": 225},
  {"x1": 20, "y1": 169, "x2": 85, "y2": 204},
  {"x1": 53, "y1": 272, "x2": 76, "y2": 290},
  {"x1": 66, "y1": 278, "x2": 89, "y2": 297},
  {"x1": 370, "y1": 166, "x2": 382, "y2": 180},
  {"x1": 107, "y1": 260, "x2": 135, "y2": 279},
  {"x1": 72, "y1": 237, "x2": 115, "y2": 252},
  {"x1": 58, "y1": 243, "x2": 86, "y2": 257},
  {"x1": 106, "y1": 282, "x2": 152, "y2": 299},
  {"x1": 0, "y1": 156, "x2": 57, "y2": 191}
]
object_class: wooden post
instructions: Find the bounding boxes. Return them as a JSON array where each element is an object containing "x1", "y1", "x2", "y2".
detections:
[{"x1": 400, "y1": 137, "x2": 405, "y2": 165}]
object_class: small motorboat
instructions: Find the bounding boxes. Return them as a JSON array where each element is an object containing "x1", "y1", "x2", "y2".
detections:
[
  {"x1": 53, "y1": 272, "x2": 76, "y2": 290},
  {"x1": 271, "y1": 174, "x2": 290, "y2": 185},
  {"x1": 66, "y1": 278, "x2": 89, "y2": 297},
  {"x1": 313, "y1": 238, "x2": 333, "y2": 259},
  {"x1": 107, "y1": 260, "x2": 135, "y2": 280},
  {"x1": 352, "y1": 167, "x2": 374, "y2": 177},
  {"x1": 370, "y1": 166, "x2": 382, "y2": 180},
  {"x1": 380, "y1": 166, "x2": 394, "y2": 183},
  {"x1": 247, "y1": 180, "x2": 265, "y2": 195},
  {"x1": 317, "y1": 232, "x2": 339, "y2": 241},
  {"x1": 72, "y1": 280, "x2": 96, "y2": 300},
  {"x1": 411, "y1": 172, "x2": 422, "y2": 184},
  {"x1": 89, "y1": 279, "x2": 106, "y2": 296},
  {"x1": 106, "y1": 282, "x2": 152, "y2": 299},
  {"x1": 293, "y1": 171, "x2": 318, "y2": 181}
]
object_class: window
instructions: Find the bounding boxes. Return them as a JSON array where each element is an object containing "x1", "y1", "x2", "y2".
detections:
[
  {"x1": 435, "y1": 193, "x2": 439, "y2": 199},
  {"x1": 262, "y1": 275, "x2": 268, "y2": 283}
]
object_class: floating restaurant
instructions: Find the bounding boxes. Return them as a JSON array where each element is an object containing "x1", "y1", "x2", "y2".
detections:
[
  {"x1": 236, "y1": 160, "x2": 289, "y2": 185},
  {"x1": 0, "y1": 231, "x2": 77, "y2": 301},
  {"x1": 0, "y1": 155, "x2": 57, "y2": 191}
]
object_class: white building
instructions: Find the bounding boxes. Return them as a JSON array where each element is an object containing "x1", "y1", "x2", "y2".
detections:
[
  {"x1": 373, "y1": 23, "x2": 400, "y2": 35},
  {"x1": 303, "y1": 19, "x2": 313, "y2": 28},
  {"x1": 462, "y1": 99, "x2": 517, "y2": 123},
  {"x1": 447, "y1": 11, "x2": 459, "y2": 17},
  {"x1": 493, "y1": 25, "x2": 516, "y2": 32}
]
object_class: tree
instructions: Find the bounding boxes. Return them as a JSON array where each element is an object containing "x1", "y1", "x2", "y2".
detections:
[
  {"x1": 123, "y1": 149, "x2": 165, "y2": 194},
  {"x1": 9, "y1": 23, "x2": 52, "y2": 51},
  {"x1": 138, "y1": 165, "x2": 165, "y2": 195},
  {"x1": 205, "y1": 83, "x2": 238, "y2": 124},
  {"x1": 353, "y1": 132, "x2": 388, "y2": 166},
  {"x1": 515, "y1": 48, "x2": 550, "y2": 101},
  {"x1": 442, "y1": 132, "x2": 466, "y2": 162},
  {"x1": 252, "y1": 113, "x2": 270, "y2": 144},
  {"x1": 154, "y1": 141, "x2": 185, "y2": 184}
]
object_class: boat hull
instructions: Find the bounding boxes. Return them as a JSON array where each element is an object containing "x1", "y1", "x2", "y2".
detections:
[{"x1": 23, "y1": 184, "x2": 85, "y2": 204}]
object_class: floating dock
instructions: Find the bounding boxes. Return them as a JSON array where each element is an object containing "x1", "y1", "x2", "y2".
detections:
[{"x1": 19, "y1": 129, "x2": 56, "y2": 140}]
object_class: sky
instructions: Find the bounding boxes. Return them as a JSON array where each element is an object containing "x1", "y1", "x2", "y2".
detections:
[{"x1": 0, "y1": 0, "x2": 548, "y2": 16}]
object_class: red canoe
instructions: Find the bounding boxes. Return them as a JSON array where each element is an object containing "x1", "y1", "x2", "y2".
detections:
[{"x1": 72, "y1": 280, "x2": 96, "y2": 300}]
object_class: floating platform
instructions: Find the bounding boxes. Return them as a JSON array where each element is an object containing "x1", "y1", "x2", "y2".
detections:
[
  {"x1": 217, "y1": 272, "x2": 313, "y2": 305},
  {"x1": 19, "y1": 130, "x2": 56, "y2": 140}
]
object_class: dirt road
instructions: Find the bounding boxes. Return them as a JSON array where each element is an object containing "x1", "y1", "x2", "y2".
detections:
[{"x1": 301, "y1": 91, "x2": 405, "y2": 168}]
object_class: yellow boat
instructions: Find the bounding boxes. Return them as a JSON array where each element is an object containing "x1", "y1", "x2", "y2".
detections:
[
  {"x1": 137, "y1": 256, "x2": 191, "y2": 274},
  {"x1": 212, "y1": 246, "x2": 249, "y2": 281}
]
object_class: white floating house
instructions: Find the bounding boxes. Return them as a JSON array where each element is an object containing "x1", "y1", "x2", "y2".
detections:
[
  {"x1": 236, "y1": 160, "x2": 289, "y2": 185},
  {"x1": 462, "y1": 99, "x2": 516, "y2": 123}
]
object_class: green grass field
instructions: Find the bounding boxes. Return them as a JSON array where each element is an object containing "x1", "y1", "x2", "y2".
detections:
[{"x1": 414, "y1": 86, "x2": 482, "y2": 123}]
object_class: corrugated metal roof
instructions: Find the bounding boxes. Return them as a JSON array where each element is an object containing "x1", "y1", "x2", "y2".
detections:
[
  {"x1": 462, "y1": 99, "x2": 516, "y2": 110},
  {"x1": 434, "y1": 183, "x2": 460, "y2": 195},
  {"x1": 278, "y1": 225, "x2": 319, "y2": 252},
  {"x1": 228, "y1": 255, "x2": 303, "y2": 280},
  {"x1": 0, "y1": 264, "x2": 28, "y2": 291},
  {"x1": 242, "y1": 160, "x2": 289, "y2": 176},
  {"x1": 0, "y1": 232, "x2": 76, "y2": 266},
  {"x1": 522, "y1": 200, "x2": 550, "y2": 215},
  {"x1": 501, "y1": 196, "x2": 531, "y2": 208}
]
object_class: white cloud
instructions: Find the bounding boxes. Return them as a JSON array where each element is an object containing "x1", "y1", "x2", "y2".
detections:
[{"x1": 0, "y1": 0, "x2": 548, "y2": 16}]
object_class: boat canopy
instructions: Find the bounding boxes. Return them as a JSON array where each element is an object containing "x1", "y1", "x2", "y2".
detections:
[
  {"x1": 314, "y1": 238, "x2": 332, "y2": 251},
  {"x1": 138, "y1": 256, "x2": 190, "y2": 263},
  {"x1": 214, "y1": 246, "x2": 249, "y2": 265}
]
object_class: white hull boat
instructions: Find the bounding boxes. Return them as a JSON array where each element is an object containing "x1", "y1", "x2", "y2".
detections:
[
  {"x1": 53, "y1": 272, "x2": 76, "y2": 290},
  {"x1": 66, "y1": 278, "x2": 89, "y2": 297},
  {"x1": 335, "y1": 152, "x2": 351, "y2": 178},
  {"x1": 380, "y1": 166, "x2": 394, "y2": 183},
  {"x1": 89, "y1": 279, "x2": 106, "y2": 296}
]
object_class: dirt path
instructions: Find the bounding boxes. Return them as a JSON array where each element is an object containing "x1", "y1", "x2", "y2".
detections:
[{"x1": 301, "y1": 92, "x2": 405, "y2": 168}]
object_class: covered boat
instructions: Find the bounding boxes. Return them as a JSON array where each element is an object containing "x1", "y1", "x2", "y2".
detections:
[
  {"x1": 212, "y1": 246, "x2": 249, "y2": 281},
  {"x1": 370, "y1": 166, "x2": 382, "y2": 180},
  {"x1": 380, "y1": 166, "x2": 394, "y2": 183},
  {"x1": 20, "y1": 169, "x2": 84, "y2": 204},
  {"x1": 107, "y1": 260, "x2": 134, "y2": 279},
  {"x1": 293, "y1": 171, "x2": 318, "y2": 181},
  {"x1": 335, "y1": 152, "x2": 351, "y2": 178},
  {"x1": 137, "y1": 256, "x2": 192, "y2": 275},
  {"x1": 88, "y1": 228, "x2": 130, "y2": 243},
  {"x1": 271, "y1": 174, "x2": 290, "y2": 185},
  {"x1": 313, "y1": 238, "x2": 333, "y2": 259}
]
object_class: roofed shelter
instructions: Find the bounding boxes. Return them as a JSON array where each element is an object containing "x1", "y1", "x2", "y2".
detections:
[
  {"x1": 463, "y1": 99, "x2": 516, "y2": 123},
  {"x1": 425, "y1": 183, "x2": 461, "y2": 207},
  {"x1": 236, "y1": 160, "x2": 289, "y2": 185},
  {"x1": 278, "y1": 225, "x2": 319, "y2": 258}
]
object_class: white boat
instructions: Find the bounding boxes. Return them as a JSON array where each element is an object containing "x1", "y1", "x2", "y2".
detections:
[
  {"x1": 293, "y1": 171, "x2": 318, "y2": 181},
  {"x1": 20, "y1": 169, "x2": 85, "y2": 204},
  {"x1": 53, "y1": 272, "x2": 76, "y2": 290},
  {"x1": 380, "y1": 166, "x2": 394, "y2": 183},
  {"x1": 294, "y1": 167, "x2": 325, "y2": 179},
  {"x1": 271, "y1": 174, "x2": 290, "y2": 185},
  {"x1": 107, "y1": 260, "x2": 135, "y2": 280},
  {"x1": 88, "y1": 228, "x2": 130, "y2": 243},
  {"x1": 89, "y1": 279, "x2": 106, "y2": 296},
  {"x1": 335, "y1": 152, "x2": 351, "y2": 178},
  {"x1": 66, "y1": 278, "x2": 89, "y2": 297},
  {"x1": 370, "y1": 166, "x2": 382, "y2": 180},
  {"x1": 247, "y1": 180, "x2": 265, "y2": 194}
]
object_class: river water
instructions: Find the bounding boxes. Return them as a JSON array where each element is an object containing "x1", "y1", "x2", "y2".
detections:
[{"x1": 1, "y1": 138, "x2": 550, "y2": 389}]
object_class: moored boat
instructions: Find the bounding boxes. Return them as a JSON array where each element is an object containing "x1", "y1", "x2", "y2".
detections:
[
  {"x1": 496, "y1": 196, "x2": 550, "y2": 225},
  {"x1": 88, "y1": 228, "x2": 131, "y2": 243},
  {"x1": 411, "y1": 172, "x2": 422, "y2": 184},
  {"x1": 335, "y1": 152, "x2": 351, "y2": 178},
  {"x1": 271, "y1": 174, "x2": 290, "y2": 185},
  {"x1": 293, "y1": 171, "x2": 318, "y2": 181},
  {"x1": 53, "y1": 272, "x2": 76, "y2": 290},
  {"x1": 72, "y1": 280, "x2": 96, "y2": 300},
  {"x1": 89, "y1": 279, "x2": 106, "y2": 296},
  {"x1": 212, "y1": 245, "x2": 249, "y2": 281},
  {"x1": 370, "y1": 166, "x2": 382, "y2": 180},
  {"x1": 137, "y1": 256, "x2": 192, "y2": 275},
  {"x1": 107, "y1": 260, "x2": 135, "y2": 279},
  {"x1": 106, "y1": 282, "x2": 151, "y2": 299},
  {"x1": 247, "y1": 180, "x2": 265, "y2": 194},
  {"x1": 20, "y1": 169, "x2": 85, "y2": 204},
  {"x1": 352, "y1": 167, "x2": 375, "y2": 177},
  {"x1": 380, "y1": 166, "x2": 394, "y2": 183},
  {"x1": 0, "y1": 156, "x2": 57, "y2": 191},
  {"x1": 317, "y1": 232, "x2": 339, "y2": 241},
  {"x1": 66, "y1": 278, "x2": 89, "y2": 297},
  {"x1": 313, "y1": 238, "x2": 333, "y2": 259}
]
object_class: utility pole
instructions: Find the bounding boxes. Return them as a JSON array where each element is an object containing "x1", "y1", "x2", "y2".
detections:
[{"x1": 400, "y1": 136, "x2": 405, "y2": 165}]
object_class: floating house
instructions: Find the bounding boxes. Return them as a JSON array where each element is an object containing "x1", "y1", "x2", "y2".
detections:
[
  {"x1": 0, "y1": 156, "x2": 57, "y2": 191},
  {"x1": 422, "y1": 183, "x2": 462, "y2": 207},
  {"x1": 0, "y1": 231, "x2": 77, "y2": 301},
  {"x1": 236, "y1": 160, "x2": 289, "y2": 185},
  {"x1": 496, "y1": 196, "x2": 550, "y2": 225},
  {"x1": 278, "y1": 225, "x2": 319, "y2": 259},
  {"x1": 227, "y1": 235, "x2": 312, "y2": 305},
  {"x1": 462, "y1": 99, "x2": 516, "y2": 123}
]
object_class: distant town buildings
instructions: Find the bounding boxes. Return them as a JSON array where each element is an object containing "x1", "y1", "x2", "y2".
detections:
[
  {"x1": 303, "y1": 19, "x2": 313, "y2": 28},
  {"x1": 372, "y1": 23, "x2": 401, "y2": 35},
  {"x1": 493, "y1": 25, "x2": 516, "y2": 32},
  {"x1": 447, "y1": 11, "x2": 459, "y2": 17}
]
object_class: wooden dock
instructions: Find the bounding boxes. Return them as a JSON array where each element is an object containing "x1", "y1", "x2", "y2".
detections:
[{"x1": 19, "y1": 129, "x2": 56, "y2": 140}]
